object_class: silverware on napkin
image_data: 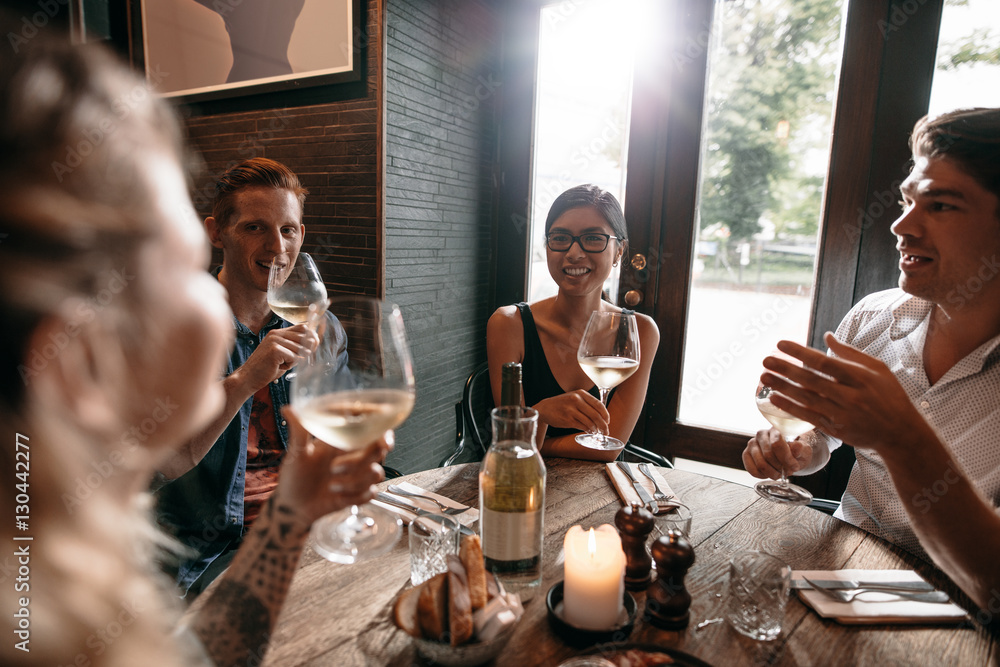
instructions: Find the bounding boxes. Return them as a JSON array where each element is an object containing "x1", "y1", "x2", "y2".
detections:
[
  {"x1": 375, "y1": 492, "x2": 475, "y2": 537},
  {"x1": 616, "y1": 461, "x2": 656, "y2": 511},
  {"x1": 791, "y1": 578, "x2": 935, "y2": 592}
]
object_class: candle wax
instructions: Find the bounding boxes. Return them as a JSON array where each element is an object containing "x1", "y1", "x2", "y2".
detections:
[{"x1": 563, "y1": 524, "x2": 625, "y2": 630}]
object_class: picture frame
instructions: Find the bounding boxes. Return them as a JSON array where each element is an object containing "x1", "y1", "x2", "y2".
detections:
[{"x1": 127, "y1": 0, "x2": 364, "y2": 111}]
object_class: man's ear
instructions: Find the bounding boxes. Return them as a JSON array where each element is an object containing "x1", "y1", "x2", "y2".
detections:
[
  {"x1": 204, "y1": 216, "x2": 225, "y2": 250},
  {"x1": 25, "y1": 308, "x2": 120, "y2": 436}
]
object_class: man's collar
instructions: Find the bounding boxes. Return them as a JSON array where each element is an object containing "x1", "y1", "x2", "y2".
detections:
[{"x1": 888, "y1": 292, "x2": 932, "y2": 340}]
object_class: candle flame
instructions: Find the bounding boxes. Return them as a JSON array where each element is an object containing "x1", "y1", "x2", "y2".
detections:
[{"x1": 587, "y1": 527, "x2": 596, "y2": 558}]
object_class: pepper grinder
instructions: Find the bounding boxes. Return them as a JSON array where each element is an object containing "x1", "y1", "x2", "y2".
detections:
[
  {"x1": 644, "y1": 531, "x2": 695, "y2": 629},
  {"x1": 614, "y1": 503, "x2": 654, "y2": 590}
]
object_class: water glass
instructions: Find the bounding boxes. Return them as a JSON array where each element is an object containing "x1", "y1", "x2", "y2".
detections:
[
  {"x1": 656, "y1": 504, "x2": 692, "y2": 538},
  {"x1": 409, "y1": 514, "x2": 461, "y2": 585},
  {"x1": 726, "y1": 550, "x2": 791, "y2": 641}
]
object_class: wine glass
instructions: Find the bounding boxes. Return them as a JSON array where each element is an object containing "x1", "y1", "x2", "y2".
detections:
[
  {"x1": 292, "y1": 296, "x2": 416, "y2": 563},
  {"x1": 753, "y1": 383, "x2": 814, "y2": 505},
  {"x1": 575, "y1": 310, "x2": 640, "y2": 450},
  {"x1": 268, "y1": 252, "x2": 328, "y2": 325}
]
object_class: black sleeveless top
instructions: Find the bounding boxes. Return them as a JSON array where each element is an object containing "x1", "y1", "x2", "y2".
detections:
[{"x1": 517, "y1": 302, "x2": 620, "y2": 438}]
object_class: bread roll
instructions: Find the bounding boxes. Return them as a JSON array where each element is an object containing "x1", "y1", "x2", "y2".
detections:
[
  {"x1": 446, "y1": 554, "x2": 474, "y2": 645},
  {"x1": 460, "y1": 534, "x2": 488, "y2": 610},
  {"x1": 392, "y1": 585, "x2": 422, "y2": 637},
  {"x1": 417, "y1": 572, "x2": 449, "y2": 641}
]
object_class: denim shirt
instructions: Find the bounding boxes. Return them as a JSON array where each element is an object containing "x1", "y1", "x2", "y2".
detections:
[{"x1": 156, "y1": 311, "x2": 293, "y2": 595}]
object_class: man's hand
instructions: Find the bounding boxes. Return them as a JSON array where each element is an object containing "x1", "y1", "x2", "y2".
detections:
[
  {"x1": 534, "y1": 390, "x2": 610, "y2": 436},
  {"x1": 231, "y1": 324, "x2": 319, "y2": 394},
  {"x1": 273, "y1": 406, "x2": 390, "y2": 528},
  {"x1": 743, "y1": 427, "x2": 814, "y2": 480},
  {"x1": 760, "y1": 333, "x2": 922, "y2": 452}
]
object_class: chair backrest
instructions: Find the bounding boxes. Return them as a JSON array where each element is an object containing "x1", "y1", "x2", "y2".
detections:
[
  {"x1": 462, "y1": 361, "x2": 494, "y2": 460},
  {"x1": 439, "y1": 361, "x2": 494, "y2": 467}
]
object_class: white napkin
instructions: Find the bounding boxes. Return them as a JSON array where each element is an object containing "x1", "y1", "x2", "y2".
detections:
[
  {"x1": 794, "y1": 569, "x2": 968, "y2": 625},
  {"x1": 604, "y1": 462, "x2": 681, "y2": 513},
  {"x1": 372, "y1": 481, "x2": 479, "y2": 528}
]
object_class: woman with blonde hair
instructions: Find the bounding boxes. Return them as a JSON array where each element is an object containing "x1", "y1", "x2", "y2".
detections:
[{"x1": 0, "y1": 22, "x2": 385, "y2": 667}]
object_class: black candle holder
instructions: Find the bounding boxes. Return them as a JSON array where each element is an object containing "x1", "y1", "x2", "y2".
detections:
[{"x1": 545, "y1": 581, "x2": 637, "y2": 647}]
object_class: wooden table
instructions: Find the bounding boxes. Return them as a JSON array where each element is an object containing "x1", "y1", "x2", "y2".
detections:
[{"x1": 258, "y1": 458, "x2": 997, "y2": 666}]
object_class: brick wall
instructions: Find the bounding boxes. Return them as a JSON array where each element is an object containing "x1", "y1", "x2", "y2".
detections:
[
  {"x1": 184, "y1": 0, "x2": 382, "y2": 298},
  {"x1": 384, "y1": 0, "x2": 501, "y2": 472}
]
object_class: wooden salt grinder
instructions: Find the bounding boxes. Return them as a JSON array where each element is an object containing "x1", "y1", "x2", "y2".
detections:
[
  {"x1": 614, "y1": 503, "x2": 654, "y2": 590},
  {"x1": 645, "y1": 531, "x2": 695, "y2": 629}
]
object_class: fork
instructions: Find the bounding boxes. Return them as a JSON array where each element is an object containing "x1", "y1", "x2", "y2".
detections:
[
  {"x1": 386, "y1": 485, "x2": 470, "y2": 515},
  {"x1": 802, "y1": 577, "x2": 950, "y2": 604},
  {"x1": 638, "y1": 462, "x2": 670, "y2": 501}
]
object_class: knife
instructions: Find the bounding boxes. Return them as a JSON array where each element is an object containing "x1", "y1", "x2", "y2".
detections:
[
  {"x1": 375, "y1": 492, "x2": 476, "y2": 537},
  {"x1": 791, "y1": 579, "x2": 936, "y2": 592},
  {"x1": 616, "y1": 461, "x2": 656, "y2": 511}
]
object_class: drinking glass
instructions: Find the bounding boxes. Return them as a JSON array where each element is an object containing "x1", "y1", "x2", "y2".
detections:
[
  {"x1": 268, "y1": 252, "x2": 328, "y2": 324},
  {"x1": 575, "y1": 310, "x2": 640, "y2": 450},
  {"x1": 292, "y1": 296, "x2": 415, "y2": 564},
  {"x1": 726, "y1": 551, "x2": 791, "y2": 641},
  {"x1": 753, "y1": 383, "x2": 813, "y2": 505},
  {"x1": 409, "y1": 514, "x2": 461, "y2": 585}
]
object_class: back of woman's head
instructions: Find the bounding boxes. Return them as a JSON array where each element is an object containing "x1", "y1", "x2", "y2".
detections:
[
  {"x1": 0, "y1": 27, "x2": 186, "y2": 408},
  {"x1": 0, "y1": 20, "x2": 190, "y2": 667}
]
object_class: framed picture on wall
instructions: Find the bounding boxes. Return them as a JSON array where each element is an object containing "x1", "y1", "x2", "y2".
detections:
[{"x1": 128, "y1": 0, "x2": 363, "y2": 107}]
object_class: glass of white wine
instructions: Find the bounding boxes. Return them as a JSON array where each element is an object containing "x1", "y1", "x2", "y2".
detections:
[
  {"x1": 575, "y1": 310, "x2": 640, "y2": 450},
  {"x1": 292, "y1": 296, "x2": 416, "y2": 563},
  {"x1": 268, "y1": 252, "x2": 328, "y2": 325},
  {"x1": 753, "y1": 383, "x2": 813, "y2": 505}
]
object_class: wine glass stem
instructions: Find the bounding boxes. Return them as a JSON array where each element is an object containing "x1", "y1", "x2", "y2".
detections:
[{"x1": 597, "y1": 387, "x2": 610, "y2": 442}]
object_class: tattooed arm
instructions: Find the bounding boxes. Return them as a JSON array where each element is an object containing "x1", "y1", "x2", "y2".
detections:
[{"x1": 187, "y1": 408, "x2": 388, "y2": 666}]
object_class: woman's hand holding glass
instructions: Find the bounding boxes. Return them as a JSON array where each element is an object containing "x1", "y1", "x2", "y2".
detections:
[
  {"x1": 575, "y1": 310, "x2": 640, "y2": 450},
  {"x1": 272, "y1": 409, "x2": 391, "y2": 530},
  {"x1": 290, "y1": 296, "x2": 415, "y2": 564}
]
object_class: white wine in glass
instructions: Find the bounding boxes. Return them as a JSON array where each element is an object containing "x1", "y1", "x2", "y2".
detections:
[
  {"x1": 575, "y1": 310, "x2": 640, "y2": 450},
  {"x1": 268, "y1": 252, "x2": 328, "y2": 324},
  {"x1": 753, "y1": 384, "x2": 814, "y2": 505},
  {"x1": 292, "y1": 296, "x2": 415, "y2": 564}
]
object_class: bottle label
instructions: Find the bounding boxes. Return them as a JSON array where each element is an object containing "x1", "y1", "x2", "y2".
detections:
[{"x1": 480, "y1": 507, "x2": 542, "y2": 561}]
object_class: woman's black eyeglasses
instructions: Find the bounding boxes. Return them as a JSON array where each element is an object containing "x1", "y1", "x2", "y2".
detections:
[{"x1": 546, "y1": 232, "x2": 618, "y2": 253}]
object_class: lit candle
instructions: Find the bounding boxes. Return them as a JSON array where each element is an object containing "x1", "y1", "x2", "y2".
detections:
[{"x1": 563, "y1": 524, "x2": 625, "y2": 630}]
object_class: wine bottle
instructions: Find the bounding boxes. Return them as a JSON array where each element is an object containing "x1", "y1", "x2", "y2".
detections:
[
  {"x1": 479, "y1": 405, "x2": 546, "y2": 600},
  {"x1": 499, "y1": 361, "x2": 523, "y2": 407}
]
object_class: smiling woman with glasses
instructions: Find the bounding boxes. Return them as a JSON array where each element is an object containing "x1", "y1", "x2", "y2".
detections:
[{"x1": 486, "y1": 184, "x2": 660, "y2": 461}]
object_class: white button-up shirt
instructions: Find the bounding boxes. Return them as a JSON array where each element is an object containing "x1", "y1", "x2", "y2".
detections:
[{"x1": 816, "y1": 289, "x2": 1000, "y2": 558}]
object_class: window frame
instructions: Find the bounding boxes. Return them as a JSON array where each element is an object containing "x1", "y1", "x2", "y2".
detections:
[{"x1": 494, "y1": 0, "x2": 947, "y2": 490}]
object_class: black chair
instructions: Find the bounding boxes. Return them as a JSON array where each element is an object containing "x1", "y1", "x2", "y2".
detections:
[
  {"x1": 618, "y1": 442, "x2": 673, "y2": 468},
  {"x1": 440, "y1": 362, "x2": 493, "y2": 467}
]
